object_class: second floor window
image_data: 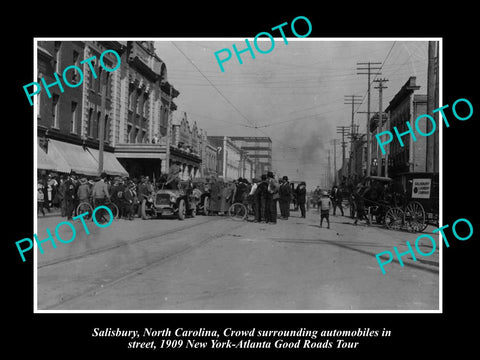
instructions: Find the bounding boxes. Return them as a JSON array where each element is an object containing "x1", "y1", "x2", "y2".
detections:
[{"x1": 52, "y1": 94, "x2": 60, "y2": 128}]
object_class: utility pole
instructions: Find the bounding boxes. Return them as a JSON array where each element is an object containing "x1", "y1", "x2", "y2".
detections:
[
  {"x1": 330, "y1": 139, "x2": 339, "y2": 186},
  {"x1": 344, "y1": 94, "x2": 362, "y2": 147},
  {"x1": 426, "y1": 41, "x2": 438, "y2": 173},
  {"x1": 165, "y1": 84, "x2": 173, "y2": 174},
  {"x1": 327, "y1": 149, "x2": 332, "y2": 189},
  {"x1": 357, "y1": 62, "x2": 382, "y2": 177},
  {"x1": 373, "y1": 78, "x2": 388, "y2": 176},
  {"x1": 336, "y1": 126, "x2": 350, "y2": 168},
  {"x1": 344, "y1": 95, "x2": 362, "y2": 181},
  {"x1": 97, "y1": 72, "x2": 107, "y2": 175},
  {"x1": 98, "y1": 113, "x2": 105, "y2": 176}
]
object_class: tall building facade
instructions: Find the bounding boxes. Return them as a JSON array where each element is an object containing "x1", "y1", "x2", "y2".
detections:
[
  {"x1": 384, "y1": 77, "x2": 437, "y2": 186},
  {"x1": 37, "y1": 40, "x2": 128, "y2": 177},
  {"x1": 113, "y1": 41, "x2": 181, "y2": 180},
  {"x1": 207, "y1": 136, "x2": 253, "y2": 181},
  {"x1": 228, "y1": 136, "x2": 272, "y2": 178}
]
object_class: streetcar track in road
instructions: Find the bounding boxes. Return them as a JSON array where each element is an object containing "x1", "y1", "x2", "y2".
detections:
[
  {"x1": 38, "y1": 217, "x2": 224, "y2": 269},
  {"x1": 43, "y1": 221, "x2": 247, "y2": 310}
]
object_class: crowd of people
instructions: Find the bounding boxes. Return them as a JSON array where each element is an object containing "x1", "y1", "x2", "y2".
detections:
[
  {"x1": 38, "y1": 169, "x2": 365, "y2": 229},
  {"x1": 37, "y1": 172, "x2": 160, "y2": 221},
  {"x1": 225, "y1": 172, "x2": 308, "y2": 225}
]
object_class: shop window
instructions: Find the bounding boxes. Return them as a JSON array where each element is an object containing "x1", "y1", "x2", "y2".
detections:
[
  {"x1": 52, "y1": 94, "x2": 59, "y2": 128},
  {"x1": 87, "y1": 108, "x2": 93, "y2": 137},
  {"x1": 53, "y1": 42, "x2": 61, "y2": 74},
  {"x1": 134, "y1": 127, "x2": 140, "y2": 143},
  {"x1": 127, "y1": 124, "x2": 133, "y2": 143},
  {"x1": 71, "y1": 101, "x2": 78, "y2": 134}
]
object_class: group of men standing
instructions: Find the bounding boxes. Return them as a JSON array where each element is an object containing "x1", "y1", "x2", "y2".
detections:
[
  {"x1": 247, "y1": 173, "x2": 307, "y2": 224},
  {"x1": 37, "y1": 172, "x2": 160, "y2": 222}
]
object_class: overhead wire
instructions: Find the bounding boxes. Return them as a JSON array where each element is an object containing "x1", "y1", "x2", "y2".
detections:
[{"x1": 171, "y1": 41, "x2": 258, "y2": 129}]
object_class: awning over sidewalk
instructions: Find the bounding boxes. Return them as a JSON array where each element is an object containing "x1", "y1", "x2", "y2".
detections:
[
  {"x1": 87, "y1": 148, "x2": 129, "y2": 177},
  {"x1": 47, "y1": 139, "x2": 99, "y2": 176},
  {"x1": 37, "y1": 144, "x2": 57, "y2": 171}
]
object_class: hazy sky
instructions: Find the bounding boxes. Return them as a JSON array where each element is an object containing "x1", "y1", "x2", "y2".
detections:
[{"x1": 154, "y1": 39, "x2": 430, "y2": 189}]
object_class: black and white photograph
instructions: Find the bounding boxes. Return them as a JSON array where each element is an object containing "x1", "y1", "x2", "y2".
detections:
[
  {"x1": 7, "y1": 6, "x2": 478, "y2": 356},
  {"x1": 33, "y1": 38, "x2": 440, "y2": 311}
]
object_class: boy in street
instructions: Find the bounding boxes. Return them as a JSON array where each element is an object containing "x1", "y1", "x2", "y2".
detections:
[{"x1": 319, "y1": 191, "x2": 332, "y2": 229}]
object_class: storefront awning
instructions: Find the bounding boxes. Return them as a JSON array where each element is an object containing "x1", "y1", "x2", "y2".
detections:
[
  {"x1": 37, "y1": 144, "x2": 57, "y2": 171},
  {"x1": 47, "y1": 139, "x2": 99, "y2": 176},
  {"x1": 87, "y1": 148, "x2": 129, "y2": 177}
]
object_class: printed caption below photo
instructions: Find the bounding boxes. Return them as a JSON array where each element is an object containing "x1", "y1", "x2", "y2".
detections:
[{"x1": 91, "y1": 327, "x2": 392, "y2": 350}]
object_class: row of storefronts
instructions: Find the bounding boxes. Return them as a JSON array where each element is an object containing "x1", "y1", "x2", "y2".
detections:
[
  {"x1": 36, "y1": 40, "x2": 269, "y2": 183},
  {"x1": 338, "y1": 75, "x2": 439, "y2": 193}
]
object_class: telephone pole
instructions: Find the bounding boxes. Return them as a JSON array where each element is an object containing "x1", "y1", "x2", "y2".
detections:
[
  {"x1": 357, "y1": 62, "x2": 382, "y2": 177},
  {"x1": 327, "y1": 149, "x2": 332, "y2": 188},
  {"x1": 336, "y1": 126, "x2": 350, "y2": 168},
  {"x1": 426, "y1": 41, "x2": 439, "y2": 173},
  {"x1": 330, "y1": 139, "x2": 339, "y2": 186},
  {"x1": 373, "y1": 78, "x2": 388, "y2": 176},
  {"x1": 344, "y1": 95, "x2": 362, "y2": 179},
  {"x1": 344, "y1": 95, "x2": 362, "y2": 145}
]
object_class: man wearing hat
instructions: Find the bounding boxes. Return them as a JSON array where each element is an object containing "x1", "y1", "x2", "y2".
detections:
[
  {"x1": 254, "y1": 174, "x2": 269, "y2": 222},
  {"x1": 92, "y1": 172, "x2": 111, "y2": 221},
  {"x1": 123, "y1": 181, "x2": 136, "y2": 220},
  {"x1": 111, "y1": 177, "x2": 126, "y2": 218},
  {"x1": 166, "y1": 162, "x2": 182, "y2": 190},
  {"x1": 64, "y1": 173, "x2": 77, "y2": 220},
  {"x1": 295, "y1": 181, "x2": 307, "y2": 218},
  {"x1": 77, "y1": 177, "x2": 91, "y2": 205},
  {"x1": 265, "y1": 171, "x2": 279, "y2": 224},
  {"x1": 137, "y1": 176, "x2": 150, "y2": 217},
  {"x1": 278, "y1": 175, "x2": 292, "y2": 220}
]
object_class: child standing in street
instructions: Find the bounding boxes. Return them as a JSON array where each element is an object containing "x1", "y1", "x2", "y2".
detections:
[{"x1": 319, "y1": 191, "x2": 332, "y2": 229}]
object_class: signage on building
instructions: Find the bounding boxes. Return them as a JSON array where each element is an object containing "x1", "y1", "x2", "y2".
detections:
[{"x1": 411, "y1": 178, "x2": 431, "y2": 199}]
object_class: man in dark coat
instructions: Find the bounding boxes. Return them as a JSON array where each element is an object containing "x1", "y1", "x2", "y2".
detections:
[
  {"x1": 331, "y1": 185, "x2": 344, "y2": 216},
  {"x1": 63, "y1": 174, "x2": 76, "y2": 220},
  {"x1": 278, "y1": 176, "x2": 292, "y2": 219},
  {"x1": 296, "y1": 181, "x2": 307, "y2": 218},
  {"x1": 166, "y1": 162, "x2": 182, "y2": 190},
  {"x1": 266, "y1": 171, "x2": 279, "y2": 224},
  {"x1": 124, "y1": 181, "x2": 136, "y2": 220},
  {"x1": 353, "y1": 187, "x2": 370, "y2": 225},
  {"x1": 136, "y1": 176, "x2": 150, "y2": 218},
  {"x1": 255, "y1": 174, "x2": 269, "y2": 222}
]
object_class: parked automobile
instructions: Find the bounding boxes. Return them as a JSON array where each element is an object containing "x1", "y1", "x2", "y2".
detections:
[
  {"x1": 141, "y1": 180, "x2": 198, "y2": 220},
  {"x1": 191, "y1": 177, "x2": 212, "y2": 215}
]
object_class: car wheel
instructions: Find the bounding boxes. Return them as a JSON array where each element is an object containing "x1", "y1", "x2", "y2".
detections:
[
  {"x1": 178, "y1": 199, "x2": 186, "y2": 220},
  {"x1": 141, "y1": 199, "x2": 151, "y2": 220}
]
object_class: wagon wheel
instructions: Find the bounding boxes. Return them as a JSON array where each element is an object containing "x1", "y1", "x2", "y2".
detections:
[
  {"x1": 404, "y1": 201, "x2": 427, "y2": 232},
  {"x1": 385, "y1": 207, "x2": 404, "y2": 230}
]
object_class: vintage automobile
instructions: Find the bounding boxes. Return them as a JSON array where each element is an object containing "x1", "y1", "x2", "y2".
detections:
[
  {"x1": 191, "y1": 177, "x2": 212, "y2": 215},
  {"x1": 141, "y1": 181, "x2": 198, "y2": 220}
]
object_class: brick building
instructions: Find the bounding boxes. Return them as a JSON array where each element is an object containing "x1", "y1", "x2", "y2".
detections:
[
  {"x1": 384, "y1": 77, "x2": 436, "y2": 185},
  {"x1": 36, "y1": 40, "x2": 128, "y2": 177}
]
